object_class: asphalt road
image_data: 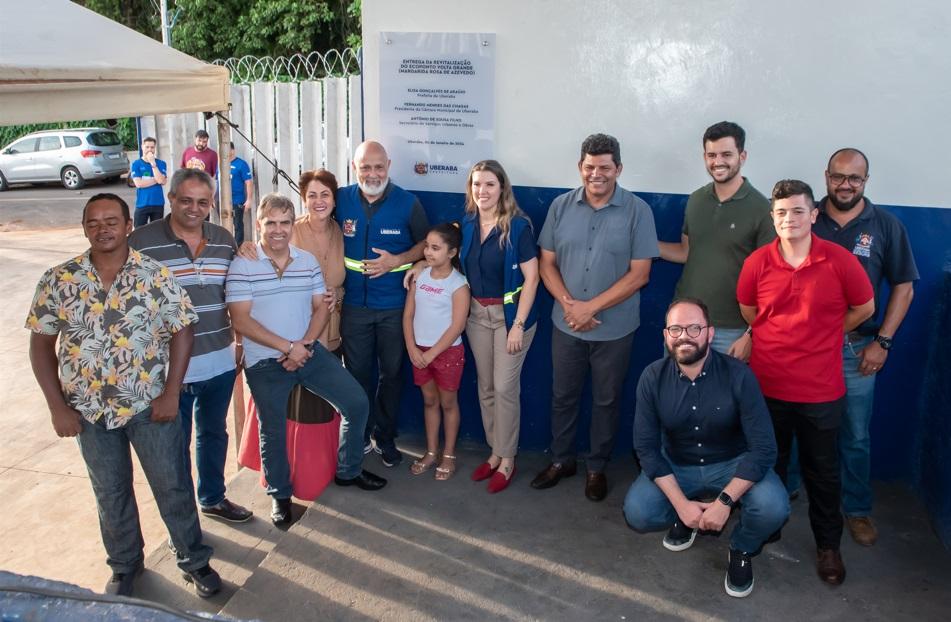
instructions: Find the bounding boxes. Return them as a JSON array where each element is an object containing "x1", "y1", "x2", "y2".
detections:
[{"x1": 0, "y1": 180, "x2": 136, "y2": 232}]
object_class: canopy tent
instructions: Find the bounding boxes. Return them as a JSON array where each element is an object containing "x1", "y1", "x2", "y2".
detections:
[{"x1": 0, "y1": 0, "x2": 229, "y2": 125}]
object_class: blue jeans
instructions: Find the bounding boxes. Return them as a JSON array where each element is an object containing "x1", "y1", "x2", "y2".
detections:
[
  {"x1": 623, "y1": 455, "x2": 790, "y2": 553},
  {"x1": 76, "y1": 410, "x2": 212, "y2": 573},
  {"x1": 840, "y1": 335, "x2": 876, "y2": 516},
  {"x1": 710, "y1": 327, "x2": 746, "y2": 356},
  {"x1": 340, "y1": 305, "x2": 405, "y2": 448},
  {"x1": 245, "y1": 343, "x2": 370, "y2": 498},
  {"x1": 179, "y1": 368, "x2": 237, "y2": 507}
]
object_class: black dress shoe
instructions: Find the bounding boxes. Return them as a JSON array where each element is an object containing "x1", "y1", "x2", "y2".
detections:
[
  {"x1": 585, "y1": 471, "x2": 608, "y2": 501},
  {"x1": 530, "y1": 461, "x2": 577, "y2": 490},
  {"x1": 271, "y1": 497, "x2": 292, "y2": 525},
  {"x1": 335, "y1": 469, "x2": 387, "y2": 491}
]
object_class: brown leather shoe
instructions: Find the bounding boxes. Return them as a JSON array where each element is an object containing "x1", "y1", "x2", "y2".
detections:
[
  {"x1": 585, "y1": 471, "x2": 608, "y2": 501},
  {"x1": 846, "y1": 516, "x2": 878, "y2": 546},
  {"x1": 816, "y1": 548, "x2": 846, "y2": 585},
  {"x1": 530, "y1": 461, "x2": 577, "y2": 489}
]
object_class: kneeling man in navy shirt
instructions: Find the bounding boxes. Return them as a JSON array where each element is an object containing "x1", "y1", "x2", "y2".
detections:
[{"x1": 623, "y1": 297, "x2": 789, "y2": 598}]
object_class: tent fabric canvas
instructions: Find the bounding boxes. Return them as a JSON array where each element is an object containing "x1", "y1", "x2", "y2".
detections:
[{"x1": 0, "y1": 0, "x2": 229, "y2": 125}]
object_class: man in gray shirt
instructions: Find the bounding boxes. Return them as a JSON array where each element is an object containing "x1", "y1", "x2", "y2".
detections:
[{"x1": 532, "y1": 133, "x2": 659, "y2": 501}]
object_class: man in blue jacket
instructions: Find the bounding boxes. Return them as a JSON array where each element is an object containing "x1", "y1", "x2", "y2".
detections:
[{"x1": 338, "y1": 141, "x2": 429, "y2": 467}]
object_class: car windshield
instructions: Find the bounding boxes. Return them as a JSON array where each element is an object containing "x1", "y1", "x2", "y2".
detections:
[{"x1": 87, "y1": 131, "x2": 121, "y2": 147}]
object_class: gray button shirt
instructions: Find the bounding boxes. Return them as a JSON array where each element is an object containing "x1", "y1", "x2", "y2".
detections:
[{"x1": 539, "y1": 185, "x2": 659, "y2": 341}]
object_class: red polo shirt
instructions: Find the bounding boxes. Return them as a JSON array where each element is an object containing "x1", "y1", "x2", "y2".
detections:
[{"x1": 736, "y1": 234, "x2": 873, "y2": 403}]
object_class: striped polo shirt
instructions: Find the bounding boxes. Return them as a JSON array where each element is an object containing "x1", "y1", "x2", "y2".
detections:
[
  {"x1": 128, "y1": 216, "x2": 237, "y2": 383},
  {"x1": 225, "y1": 244, "x2": 326, "y2": 367}
]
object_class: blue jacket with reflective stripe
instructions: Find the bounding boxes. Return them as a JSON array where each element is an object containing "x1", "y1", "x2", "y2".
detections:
[
  {"x1": 338, "y1": 183, "x2": 416, "y2": 309},
  {"x1": 461, "y1": 213, "x2": 538, "y2": 331}
]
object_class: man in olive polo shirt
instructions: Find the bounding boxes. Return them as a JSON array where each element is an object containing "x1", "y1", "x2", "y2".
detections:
[{"x1": 659, "y1": 121, "x2": 773, "y2": 359}]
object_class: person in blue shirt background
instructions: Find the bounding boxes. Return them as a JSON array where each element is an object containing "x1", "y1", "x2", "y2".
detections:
[
  {"x1": 229, "y1": 142, "x2": 254, "y2": 245},
  {"x1": 130, "y1": 137, "x2": 167, "y2": 228}
]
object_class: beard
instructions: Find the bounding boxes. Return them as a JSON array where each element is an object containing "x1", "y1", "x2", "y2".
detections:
[
  {"x1": 828, "y1": 190, "x2": 864, "y2": 211},
  {"x1": 358, "y1": 176, "x2": 388, "y2": 197},
  {"x1": 668, "y1": 338, "x2": 709, "y2": 365}
]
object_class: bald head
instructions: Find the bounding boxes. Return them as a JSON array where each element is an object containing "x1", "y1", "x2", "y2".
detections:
[
  {"x1": 352, "y1": 140, "x2": 391, "y2": 199},
  {"x1": 354, "y1": 140, "x2": 388, "y2": 162}
]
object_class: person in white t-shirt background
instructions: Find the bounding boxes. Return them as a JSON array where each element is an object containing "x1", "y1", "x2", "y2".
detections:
[{"x1": 402, "y1": 223, "x2": 471, "y2": 480}]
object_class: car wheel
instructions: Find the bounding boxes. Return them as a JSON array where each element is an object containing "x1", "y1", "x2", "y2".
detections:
[
  {"x1": 0, "y1": 171, "x2": 7, "y2": 191},
  {"x1": 61, "y1": 166, "x2": 85, "y2": 190}
]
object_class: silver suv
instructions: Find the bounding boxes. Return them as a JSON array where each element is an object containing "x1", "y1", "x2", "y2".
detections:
[{"x1": 0, "y1": 128, "x2": 129, "y2": 191}]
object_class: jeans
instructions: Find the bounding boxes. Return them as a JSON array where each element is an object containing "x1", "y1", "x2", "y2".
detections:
[
  {"x1": 233, "y1": 204, "x2": 246, "y2": 246},
  {"x1": 768, "y1": 396, "x2": 844, "y2": 550},
  {"x1": 840, "y1": 334, "x2": 876, "y2": 517},
  {"x1": 133, "y1": 205, "x2": 163, "y2": 228},
  {"x1": 179, "y1": 368, "x2": 237, "y2": 507},
  {"x1": 550, "y1": 328, "x2": 634, "y2": 472},
  {"x1": 623, "y1": 455, "x2": 789, "y2": 553},
  {"x1": 76, "y1": 410, "x2": 212, "y2": 573},
  {"x1": 710, "y1": 327, "x2": 746, "y2": 356},
  {"x1": 245, "y1": 343, "x2": 369, "y2": 498},
  {"x1": 340, "y1": 305, "x2": 405, "y2": 448}
]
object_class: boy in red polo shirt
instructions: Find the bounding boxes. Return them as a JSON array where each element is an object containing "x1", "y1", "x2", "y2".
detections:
[{"x1": 737, "y1": 179, "x2": 873, "y2": 587}]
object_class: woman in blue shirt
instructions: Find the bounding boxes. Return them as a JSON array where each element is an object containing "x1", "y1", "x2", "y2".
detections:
[{"x1": 461, "y1": 160, "x2": 539, "y2": 493}]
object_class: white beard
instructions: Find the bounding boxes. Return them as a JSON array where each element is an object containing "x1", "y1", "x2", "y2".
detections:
[{"x1": 358, "y1": 176, "x2": 388, "y2": 198}]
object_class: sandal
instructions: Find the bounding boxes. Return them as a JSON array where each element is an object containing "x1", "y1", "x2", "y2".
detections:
[
  {"x1": 410, "y1": 451, "x2": 438, "y2": 476},
  {"x1": 434, "y1": 454, "x2": 457, "y2": 481}
]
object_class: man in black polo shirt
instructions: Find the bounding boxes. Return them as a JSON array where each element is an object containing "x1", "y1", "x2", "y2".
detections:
[
  {"x1": 812, "y1": 148, "x2": 918, "y2": 546},
  {"x1": 623, "y1": 298, "x2": 788, "y2": 598}
]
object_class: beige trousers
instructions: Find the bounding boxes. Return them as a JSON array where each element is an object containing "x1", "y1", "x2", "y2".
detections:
[{"x1": 466, "y1": 299, "x2": 536, "y2": 458}]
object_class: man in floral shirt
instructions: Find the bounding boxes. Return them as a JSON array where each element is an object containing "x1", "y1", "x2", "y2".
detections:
[{"x1": 27, "y1": 193, "x2": 221, "y2": 599}]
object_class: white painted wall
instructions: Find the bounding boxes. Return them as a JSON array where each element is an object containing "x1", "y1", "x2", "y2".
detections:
[{"x1": 363, "y1": 0, "x2": 951, "y2": 208}]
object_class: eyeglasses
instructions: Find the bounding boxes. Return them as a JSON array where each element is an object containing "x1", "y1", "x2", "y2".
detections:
[
  {"x1": 665, "y1": 324, "x2": 707, "y2": 338},
  {"x1": 827, "y1": 172, "x2": 867, "y2": 187}
]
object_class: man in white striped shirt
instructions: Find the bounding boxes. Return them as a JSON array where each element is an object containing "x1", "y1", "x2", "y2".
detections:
[{"x1": 226, "y1": 193, "x2": 386, "y2": 526}]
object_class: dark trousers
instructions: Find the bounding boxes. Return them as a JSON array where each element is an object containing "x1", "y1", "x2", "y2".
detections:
[
  {"x1": 133, "y1": 205, "x2": 163, "y2": 228},
  {"x1": 550, "y1": 328, "x2": 634, "y2": 472},
  {"x1": 767, "y1": 396, "x2": 845, "y2": 550},
  {"x1": 340, "y1": 304, "x2": 405, "y2": 447}
]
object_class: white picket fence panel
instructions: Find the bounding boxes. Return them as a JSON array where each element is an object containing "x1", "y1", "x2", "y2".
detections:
[{"x1": 141, "y1": 76, "x2": 363, "y2": 241}]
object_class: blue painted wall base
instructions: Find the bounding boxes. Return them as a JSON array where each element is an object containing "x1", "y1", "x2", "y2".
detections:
[{"x1": 393, "y1": 185, "x2": 951, "y2": 547}]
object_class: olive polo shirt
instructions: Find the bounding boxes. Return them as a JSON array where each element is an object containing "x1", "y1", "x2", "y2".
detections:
[
  {"x1": 539, "y1": 185, "x2": 659, "y2": 341},
  {"x1": 675, "y1": 178, "x2": 774, "y2": 328}
]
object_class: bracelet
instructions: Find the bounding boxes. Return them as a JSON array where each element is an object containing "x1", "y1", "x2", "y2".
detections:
[
  {"x1": 513, "y1": 318, "x2": 525, "y2": 330},
  {"x1": 235, "y1": 341, "x2": 243, "y2": 347},
  {"x1": 286, "y1": 341, "x2": 295, "y2": 355},
  {"x1": 745, "y1": 326, "x2": 753, "y2": 337}
]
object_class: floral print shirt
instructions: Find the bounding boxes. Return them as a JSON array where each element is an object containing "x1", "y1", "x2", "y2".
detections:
[{"x1": 26, "y1": 249, "x2": 197, "y2": 429}]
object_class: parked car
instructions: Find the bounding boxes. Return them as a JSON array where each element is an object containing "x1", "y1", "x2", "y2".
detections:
[{"x1": 0, "y1": 128, "x2": 129, "y2": 191}]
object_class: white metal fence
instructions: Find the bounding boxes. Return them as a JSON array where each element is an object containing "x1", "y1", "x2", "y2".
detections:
[{"x1": 139, "y1": 51, "x2": 362, "y2": 239}]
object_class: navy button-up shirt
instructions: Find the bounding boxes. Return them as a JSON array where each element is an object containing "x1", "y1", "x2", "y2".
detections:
[{"x1": 634, "y1": 349, "x2": 777, "y2": 482}]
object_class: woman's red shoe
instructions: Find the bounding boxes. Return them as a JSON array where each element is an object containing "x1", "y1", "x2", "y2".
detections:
[
  {"x1": 471, "y1": 461, "x2": 498, "y2": 482},
  {"x1": 487, "y1": 466, "x2": 516, "y2": 494}
]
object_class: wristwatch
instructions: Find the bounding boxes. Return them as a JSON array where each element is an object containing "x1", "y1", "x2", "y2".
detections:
[
  {"x1": 874, "y1": 335, "x2": 893, "y2": 350},
  {"x1": 717, "y1": 491, "x2": 736, "y2": 508}
]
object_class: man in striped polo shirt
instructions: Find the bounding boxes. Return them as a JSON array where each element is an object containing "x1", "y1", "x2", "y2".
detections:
[
  {"x1": 227, "y1": 193, "x2": 385, "y2": 526},
  {"x1": 129, "y1": 168, "x2": 253, "y2": 523}
]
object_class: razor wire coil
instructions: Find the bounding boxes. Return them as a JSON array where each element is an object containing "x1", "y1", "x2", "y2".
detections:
[{"x1": 214, "y1": 48, "x2": 362, "y2": 83}]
